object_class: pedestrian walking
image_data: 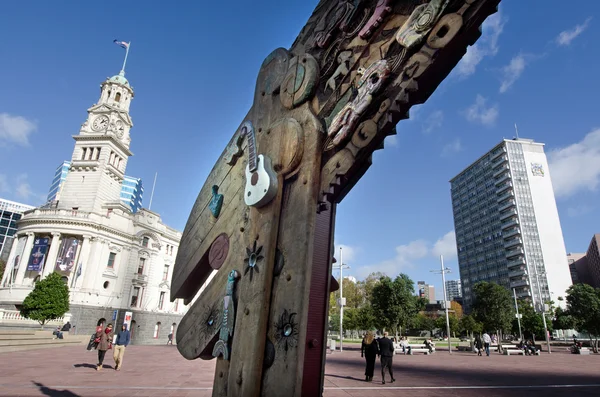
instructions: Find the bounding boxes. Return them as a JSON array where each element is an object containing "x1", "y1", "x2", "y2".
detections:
[
  {"x1": 360, "y1": 331, "x2": 378, "y2": 382},
  {"x1": 474, "y1": 334, "x2": 483, "y2": 356},
  {"x1": 377, "y1": 331, "x2": 395, "y2": 385},
  {"x1": 167, "y1": 332, "x2": 173, "y2": 345},
  {"x1": 482, "y1": 332, "x2": 491, "y2": 356},
  {"x1": 113, "y1": 324, "x2": 130, "y2": 371},
  {"x1": 96, "y1": 323, "x2": 113, "y2": 370}
]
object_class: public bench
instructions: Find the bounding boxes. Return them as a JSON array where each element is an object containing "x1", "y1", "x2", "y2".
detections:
[{"x1": 394, "y1": 343, "x2": 435, "y2": 355}]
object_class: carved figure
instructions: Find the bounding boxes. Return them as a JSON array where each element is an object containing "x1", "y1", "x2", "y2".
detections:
[
  {"x1": 325, "y1": 50, "x2": 353, "y2": 92},
  {"x1": 209, "y1": 185, "x2": 224, "y2": 218},
  {"x1": 328, "y1": 59, "x2": 391, "y2": 147},
  {"x1": 212, "y1": 269, "x2": 239, "y2": 361},
  {"x1": 314, "y1": 0, "x2": 363, "y2": 49},
  {"x1": 359, "y1": 0, "x2": 393, "y2": 39},
  {"x1": 241, "y1": 121, "x2": 278, "y2": 208},
  {"x1": 395, "y1": 0, "x2": 450, "y2": 49}
]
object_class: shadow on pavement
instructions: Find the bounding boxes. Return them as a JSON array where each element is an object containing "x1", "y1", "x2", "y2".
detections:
[
  {"x1": 72, "y1": 364, "x2": 96, "y2": 369},
  {"x1": 33, "y1": 382, "x2": 80, "y2": 397}
]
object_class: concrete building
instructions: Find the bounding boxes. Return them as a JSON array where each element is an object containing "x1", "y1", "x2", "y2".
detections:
[
  {"x1": 568, "y1": 235, "x2": 600, "y2": 288},
  {"x1": 0, "y1": 66, "x2": 189, "y2": 344},
  {"x1": 450, "y1": 138, "x2": 571, "y2": 312},
  {"x1": 567, "y1": 252, "x2": 586, "y2": 285},
  {"x1": 445, "y1": 279, "x2": 462, "y2": 301},
  {"x1": 417, "y1": 281, "x2": 436, "y2": 304},
  {"x1": 0, "y1": 199, "x2": 35, "y2": 262},
  {"x1": 46, "y1": 161, "x2": 143, "y2": 214}
]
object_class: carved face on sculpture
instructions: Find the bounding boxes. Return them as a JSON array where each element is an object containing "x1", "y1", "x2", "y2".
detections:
[{"x1": 357, "y1": 60, "x2": 391, "y2": 95}]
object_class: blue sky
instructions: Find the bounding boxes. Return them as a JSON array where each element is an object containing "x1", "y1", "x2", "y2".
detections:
[{"x1": 1, "y1": 1, "x2": 599, "y2": 298}]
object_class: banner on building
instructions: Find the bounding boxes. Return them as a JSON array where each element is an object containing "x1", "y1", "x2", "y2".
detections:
[
  {"x1": 2, "y1": 236, "x2": 26, "y2": 286},
  {"x1": 124, "y1": 311, "x2": 133, "y2": 330},
  {"x1": 26, "y1": 237, "x2": 50, "y2": 272},
  {"x1": 55, "y1": 237, "x2": 81, "y2": 272}
]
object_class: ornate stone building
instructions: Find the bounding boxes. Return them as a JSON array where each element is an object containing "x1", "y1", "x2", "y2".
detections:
[{"x1": 0, "y1": 67, "x2": 187, "y2": 344}]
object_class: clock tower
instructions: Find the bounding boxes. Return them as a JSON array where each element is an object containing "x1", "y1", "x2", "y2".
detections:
[{"x1": 57, "y1": 70, "x2": 135, "y2": 213}]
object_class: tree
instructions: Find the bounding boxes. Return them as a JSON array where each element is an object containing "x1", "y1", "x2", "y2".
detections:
[
  {"x1": 414, "y1": 313, "x2": 436, "y2": 336},
  {"x1": 371, "y1": 274, "x2": 421, "y2": 335},
  {"x1": 355, "y1": 305, "x2": 376, "y2": 331},
  {"x1": 471, "y1": 282, "x2": 514, "y2": 341},
  {"x1": 553, "y1": 306, "x2": 575, "y2": 331},
  {"x1": 565, "y1": 284, "x2": 600, "y2": 352},
  {"x1": 459, "y1": 314, "x2": 482, "y2": 338},
  {"x1": 21, "y1": 272, "x2": 69, "y2": 328},
  {"x1": 517, "y1": 300, "x2": 548, "y2": 342},
  {"x1": 435, "y1": 315, "x2": 459, "y2": 337},
  {"x1": 450, "y1": 301, "x2": 463, "y2": 319}
]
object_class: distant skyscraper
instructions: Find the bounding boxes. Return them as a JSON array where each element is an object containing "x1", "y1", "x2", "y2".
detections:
[
  {"x1": 450, "y1": 138, "x2": 571, "y2": 312},
  {"x1": 445, "y1": 279, "x2": 462, "y2": 301},
  {"x1": 0, "y1": 198, "x2": 35, "y2": 260},
  {"x1": 47, "y1": 161, "x2": 70, "y2": 202},
  {"x1": 120, "y1": 176, "x2": 144, "y2": 213},
  {"x1": 417, "y1": 281, "x2": 436, "y2": 304},
  {"x1": 47, "y1": 161, "x2": 143, "y2": 213}
]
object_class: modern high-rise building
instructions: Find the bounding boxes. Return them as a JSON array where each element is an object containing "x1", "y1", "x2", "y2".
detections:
[
  {"x1": 567, "y1": 235, "x2": 600, "y2": 288},
  {"x1": 0, "y1": 199, "x2": 35, "y2": 261},
  {"x1": 567, "y1": 252, "x2": 586, "y2": 285},
  {"x1": 445, "y1": 279, "x2": 462, "y2": 301},
  {"x1": 47, "y1": 161, "x2": 71, "y2": 202},
  {"x1": 417, "y1": 281, "x2": 436, "y2": 304},
  {"x1": 120, "y1": 176, "x2": 143, "y2": 213},
  {"x1": 450, "y1": 138, "x2": 571, "y2": 312},
  {"x1": 46, "y1": 161, "x2": 143, "y2": 213}
]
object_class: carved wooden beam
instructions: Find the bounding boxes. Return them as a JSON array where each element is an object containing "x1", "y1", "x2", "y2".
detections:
[{"x1": 172, "y1": 1, "x2": 501, "y2": 396}]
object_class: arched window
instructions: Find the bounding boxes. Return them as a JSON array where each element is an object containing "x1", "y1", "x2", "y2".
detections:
[
  {"x1": 115, "y1": 92, "x2": 121, "y2": 102},
  {"x1": 61, "y1": 276, "x2": 69, "y2": 285},
  {"x1": 153, "y1": 322, "x2": 161, "y2": 339}
]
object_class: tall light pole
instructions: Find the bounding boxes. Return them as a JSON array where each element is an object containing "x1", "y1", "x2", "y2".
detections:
[
  {"x1": 332, "y1": 246, "x2": 349, "y2": 352},
  {"x1": 431, "y1": 255, "x2": 452, "y2": 355},
  {"x1": 513, "y1": 288, "x2": 523, "y2": 341},
  {"x1": 533, "y1": 269, "x2": 551, "y2": 354}
]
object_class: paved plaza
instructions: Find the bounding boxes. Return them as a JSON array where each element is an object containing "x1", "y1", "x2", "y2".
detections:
[{"x1": 0, "y1": 343, "x2": 599, "y2": 396}]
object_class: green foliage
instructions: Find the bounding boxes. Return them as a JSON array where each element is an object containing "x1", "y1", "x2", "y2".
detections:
[
  {"x1": 553, "y1": 306, "x2": 575, "y2": 330},
  {"x1": 565, "y1": 284, "x2": 600, "y2": 337},
  {"x1": 414, "y1": 313, "x2": 436, "y2": 334},
  {"x1": 371, "y1": 274, "x2": 421, "y2": 332},
  {"x1": 435, "y1": 315, "x2": 459, "y2": 336},
  {"x1": 459, "y1": 314, "x2": 482, "y2": 336},
  {"x1": 21, "y1": 272, "x2": 69, "y2": 327},
  {"x1": 355, "y1": 305, "x2": 376, "y2": 331},
  {"x1": 471, "y1": 282, "x2": 514, "y2": 333},
  {"x1": 516, "y1": 300, "x2": 549, "y2": 340}
]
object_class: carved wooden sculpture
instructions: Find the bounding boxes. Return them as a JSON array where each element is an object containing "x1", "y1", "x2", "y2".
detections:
[{"x1": 171, "y1": 1, "x2": 501, "y2": 396}]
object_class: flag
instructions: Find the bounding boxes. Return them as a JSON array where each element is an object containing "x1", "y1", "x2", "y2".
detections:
[
  {"x1": 113, "y1": 40, "x2": 129, "y2": 49},
  {"x1": 76, "y1": 262, "x2": 83, "y2": 278}
]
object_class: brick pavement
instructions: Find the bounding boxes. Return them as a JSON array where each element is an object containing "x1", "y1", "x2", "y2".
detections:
[{"x1": 0, "y1": 343, "x2": 599, "y2": 396}]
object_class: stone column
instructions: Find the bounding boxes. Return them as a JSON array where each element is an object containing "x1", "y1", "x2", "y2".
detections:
[
  {"x1": 0, "y1": 238, "x2": 19, "y2": 286},
  {"x1": 42, "y1": 232, "x2": 62, "y2": 278},
  {"x1": 82, "y1": 238, "x2": 105, "y2": 290},
  {"x1": 14, "y1": 232, "x2": 36, "y2": 286},
  {"x1": 72, "y1": 235, "x2": 92, "y2": 289}
]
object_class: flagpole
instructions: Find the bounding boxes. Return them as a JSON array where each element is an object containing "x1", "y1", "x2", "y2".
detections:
[{"x1": 121, "y1": 42, "x2": 131, "y2": 74}]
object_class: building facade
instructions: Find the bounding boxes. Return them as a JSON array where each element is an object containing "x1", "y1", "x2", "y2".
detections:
[
  {"x1": 445, "y1": 279, "x2": 462, "y2": 301},
  {"x1": 568, "y1": 235, "x2": 600, "y2": 288},
  {"x1": 46, "y1": 161, "x2": 143, "y2": 214},
  {"x1": 417, "y1": 281, "x2": 436, "y2": 304},
  {"x1": 0, "y1": 68, "x2": 189, "y2": 344},
  {"x1": 0, "y1": 199, "x2": 35, "y2": 262},
  {"x1": 567, "y1": 252, "x2": 586, "y2": 285},
  {"x1": 450, "y1": 138, "x2": 571, "y2": 312}
]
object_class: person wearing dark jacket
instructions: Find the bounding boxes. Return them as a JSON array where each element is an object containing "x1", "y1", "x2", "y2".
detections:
[
  {"x1": 113, "y1": 324, "x2": 131, "y2": 371},
  {"x1": 474, "y1": 334, "x2": 483, "y2": 356},
  {"x1": 377, "y1": 332, "x2": 395, "y2": 384},
  {"x1": 360, "y1": 331, "x2": 378, "y2": 382}
]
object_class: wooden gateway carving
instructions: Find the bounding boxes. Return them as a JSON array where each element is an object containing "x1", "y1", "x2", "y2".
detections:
[{"x1": 171, "y1": 0, "x2": 501, "y2": 396}]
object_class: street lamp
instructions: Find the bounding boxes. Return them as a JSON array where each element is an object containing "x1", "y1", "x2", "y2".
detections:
[
  {"x1": 431, "y1": 255, "x2": 452, "y2": 355},
  {"x1": 533, "y1": 269, "x2": 551, "y2": 354},
  {"x1": 513, "y1": 288, "x2": 523, "y2": 341},
  {"x1": 332, "y1": 246, "x2": 349, "y2": 352}
]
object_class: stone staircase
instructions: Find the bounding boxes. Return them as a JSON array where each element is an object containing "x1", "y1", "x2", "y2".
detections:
[{"x1": 0, "y1": 329, "x2": 89, "y2": 353}]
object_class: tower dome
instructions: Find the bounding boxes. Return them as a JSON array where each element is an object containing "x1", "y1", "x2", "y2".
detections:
[{"x1": 106, "y1": 70, "x2": 130, "y2": 88}]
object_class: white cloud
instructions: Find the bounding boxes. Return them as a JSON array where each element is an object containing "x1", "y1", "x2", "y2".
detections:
[
  {"x1": 15, "y1": 174, "x2": 33, "y2": 199},
  {"x1": 442, "y1": 139, "x2": 463, "y2": 157},
  {"x1": 431, "y1": 231, "x2": 457, "y2": 262},
  {"x1": 499, "y1": 54, "x2": 527, "y2": 93},
  {"x1": 456, "y1": 11, "x2": 506, "y2": 77},
  {"x1": 463, "y1": 95, "x2": 499, "y2": 126},
  {"x1": 556, "y1": 17, "x2": 592, "y2": 46},
  {"x1": 548, "y1": 129, "x2": 600, "y2": 198},
  {"x1": 422, "y1": 110, "x2": 444, "y2": 134},
  {"x1": 334, "y1": 243, "x2": 358, "y2": 265},
  {"x1": 0, "y1": 113, "x2": 37, "y2": 147},
  {"x1": 567, "y1": 205, "x2": 593, "y2": 217},
  {"x1": 385, "y1": 135, "x2": 398, "y2": 147}
]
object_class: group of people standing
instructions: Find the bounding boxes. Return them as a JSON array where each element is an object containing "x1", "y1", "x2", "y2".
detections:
[
  {"x1": 360, "y1": 331, "x2": 396, "y2": 384},
  {"x1": 87, "y1": 319, "x2": 131, "y2": 371}
]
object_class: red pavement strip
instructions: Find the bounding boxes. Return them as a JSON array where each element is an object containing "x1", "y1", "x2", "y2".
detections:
[{"x1": 0, "y1": 344, "x2": 599, "y2": 396}]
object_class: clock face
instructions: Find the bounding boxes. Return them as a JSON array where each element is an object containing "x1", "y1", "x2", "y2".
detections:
[
  {"x1": 92, "y1": 115, "x2": 109, "y2": 131},
  {"x1": 115, "y1": 120, "x2": 125, "y2": 138}
]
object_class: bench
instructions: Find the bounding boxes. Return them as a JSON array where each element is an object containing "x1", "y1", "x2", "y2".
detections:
[
  {"x1": 394, "y1": 344, "x2": 435, "y2": 355},
  {"x1": 574, "y1": 347, "x2": 590, "y2": 355}
]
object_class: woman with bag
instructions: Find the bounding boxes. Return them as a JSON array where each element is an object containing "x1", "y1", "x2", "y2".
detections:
[
  {"x1": 96, "y1": 323, "x2": 113, "y2": 370},
  {"x1": 86, "y1": 319, "x2": 106, "y2": 351},
  {"x1": 360, "y1": 331, "x2": 378, "y2": 382}
]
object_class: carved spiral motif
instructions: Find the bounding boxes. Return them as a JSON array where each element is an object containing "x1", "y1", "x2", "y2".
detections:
[{"x1": 208, "y1": 233, "x2": 229, "y2": 270}]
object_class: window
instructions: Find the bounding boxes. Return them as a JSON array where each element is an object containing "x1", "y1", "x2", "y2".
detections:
[
  {"x1": 142, "y1": 237, "x2": 149, "y2": 247},
  {"x1": 131, "y1": 286, "x2": 140, "y2": 307},
  {"x1": 103, "y1": 281, "x2": 110, "y2": 289},
  {"x1": 138, "y1": 258, "x2": 145, "y2": 275},
  {"x1": 163, "y1": 265, "x2": 169, "y2": 281},
  {"x1": 115, "y1": 92, "x2": 121, "y2": 102},
  {"x1": 107, "y1": 252, "x2": 116, "y2": 268},
  {"x1": 153, "y1": 322, "x2": 161, "y2": 339},
  {"x1": 174, "y1": 299, "x2": 179, "y2": 312},
  {"x1": 158, "y1": 291, "x2": 165, "y2": 310}
]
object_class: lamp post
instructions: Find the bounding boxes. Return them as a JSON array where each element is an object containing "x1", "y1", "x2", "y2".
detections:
[
  {"x1": 533, "y1": 269, "x2": 551, "y2": 354},
  {"x1": 513, "y1": 288, "x2": 523, "y2": 341},
  {"x1": 431, "y1": 255, "x2": 452, "y2": 355},
  {"x1": 332, "y1": 246, "x2": 349, "y2": 352}
]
